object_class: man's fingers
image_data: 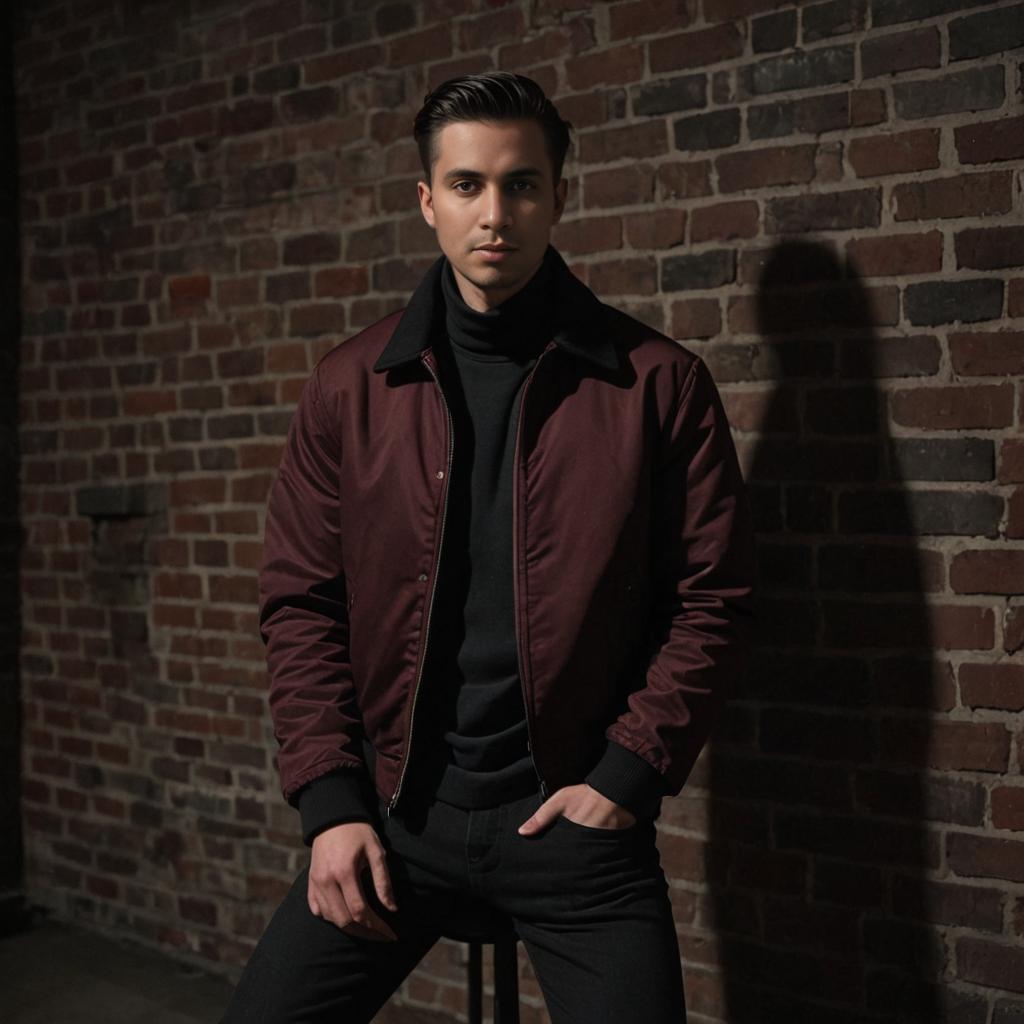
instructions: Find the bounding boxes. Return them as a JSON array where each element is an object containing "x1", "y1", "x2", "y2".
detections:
[
  {"x1": 517, "y1": 799, "x2": 562, "y2": 834},
  {"x1": 367, "y1": 845, "x2": 398, "y2": 912},
  {"x1": 339, "y1": 871, "x2": 398, "y2": 942}
]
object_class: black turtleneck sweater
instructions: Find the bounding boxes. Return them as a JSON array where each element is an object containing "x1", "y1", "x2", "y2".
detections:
[{"x1": 398, "y1": 252, "x2": 555, "y2": 809}]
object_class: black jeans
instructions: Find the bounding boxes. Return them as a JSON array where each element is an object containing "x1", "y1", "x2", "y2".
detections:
[{"x1": 218, "y1": 787, "x2": 686, "y2": 1023}]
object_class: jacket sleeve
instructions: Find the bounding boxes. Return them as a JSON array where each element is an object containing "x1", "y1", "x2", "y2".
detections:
[
  {"x1": 258, "y1": 361, "x2": 375, "y2": 831},
  {"x1": 603, "y1": 354, "x2": 757, "y2": 798}
]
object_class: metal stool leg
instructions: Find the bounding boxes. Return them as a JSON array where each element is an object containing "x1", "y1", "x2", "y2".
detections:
[
  {"x1": 493, "y1": 933, "x2": 520, "y2": 1024},
  {"x1": 468, "y1": 940, "x2": 483, "y2": 1024}
]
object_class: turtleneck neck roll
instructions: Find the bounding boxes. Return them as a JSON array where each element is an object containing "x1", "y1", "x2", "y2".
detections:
[{"x1": 441, "y1": 245, "x2": 557, "y2": 361}]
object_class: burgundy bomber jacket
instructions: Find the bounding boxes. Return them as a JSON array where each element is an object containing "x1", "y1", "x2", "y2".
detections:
[{"x1": 258, "y1": 244, "x2": 757, "y2": 845}]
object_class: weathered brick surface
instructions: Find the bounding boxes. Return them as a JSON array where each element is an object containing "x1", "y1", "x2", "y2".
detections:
[{"x1": 12, "y1": 1, "x2": 1023, "y2": 1021}]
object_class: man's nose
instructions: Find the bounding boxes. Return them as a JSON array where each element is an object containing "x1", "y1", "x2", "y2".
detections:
[{"x1": 480, "y1": 186, "x2": 513, "y2": 229}]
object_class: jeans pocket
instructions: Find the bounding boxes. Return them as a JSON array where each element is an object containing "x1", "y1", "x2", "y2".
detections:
[{"x1": 553, "y1": 813, "x2": 639, "y2": 839}]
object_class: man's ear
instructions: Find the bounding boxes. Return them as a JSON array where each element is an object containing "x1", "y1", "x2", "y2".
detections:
[
  {"x1": 417, "y1": 180, "x2": 436, "y2": 229},
  {"x1": 552, "y1": 177, "x2": 568, "y2": 224}
]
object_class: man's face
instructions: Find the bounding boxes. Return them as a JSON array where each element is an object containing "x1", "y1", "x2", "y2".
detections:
[{"x1": 417, "y1": 118, "x2": 568, "y2": 312}]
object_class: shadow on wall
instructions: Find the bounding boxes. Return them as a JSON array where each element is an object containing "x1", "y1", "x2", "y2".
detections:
[
  {"x1": 711, "y1": 240, "x2": 943, "y2": 1023},
  {"x1": 0, "y1": 0, "x2": 27, "y2": 937}
]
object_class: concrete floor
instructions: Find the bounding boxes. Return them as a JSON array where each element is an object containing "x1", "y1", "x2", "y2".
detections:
[{"x1": 0, "y1": 915, "x2": 449, "y2": 1024}]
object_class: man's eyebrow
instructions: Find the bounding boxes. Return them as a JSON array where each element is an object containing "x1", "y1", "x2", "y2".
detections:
[{"x1": 442, "y1": 166, "x2": 544, "y2": 182}]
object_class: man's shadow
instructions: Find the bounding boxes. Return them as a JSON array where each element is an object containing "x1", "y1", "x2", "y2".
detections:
[{"x1": 703, "y1": 240, "x2": 946, "y2": 1023}]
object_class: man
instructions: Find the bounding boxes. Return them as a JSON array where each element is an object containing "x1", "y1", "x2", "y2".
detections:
[{"x1": 220, "y1": 71, "x2": 756, "y2": 1023}]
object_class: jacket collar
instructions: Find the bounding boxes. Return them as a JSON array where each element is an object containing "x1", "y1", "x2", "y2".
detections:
[{"x1": 372, "y1": 243, "x2": 618, "y2": 373}]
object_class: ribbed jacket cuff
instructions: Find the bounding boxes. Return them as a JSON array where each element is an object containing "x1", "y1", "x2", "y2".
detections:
[
  {"x1": 297, "y1": 768, "x2": 376, "y2": 847},
  {"x1": 584, "y1": 740, "x2": 667, "y2": 821}
]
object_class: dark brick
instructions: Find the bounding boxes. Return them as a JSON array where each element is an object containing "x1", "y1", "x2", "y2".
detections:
[
  {"x1": 893, "y1": 65, "x2": 1004, "y2": 120},
  {"x1": 752, "y1": 9, "x2": 797, "y2": 52},
  {"x1": 861, "y1": 26, "x2": 941, "y2": 79},
  {"x1": 22, "y1": 309, "x2": 66, "y2": 334},
  {"x1": 252, "y1": 64, "x2": 301, "y2": 94},
  {"x1": 219, "y1": 98, "x2": 274, "y2": 136},
  {"x1": 281, "y1": 85, "x2": 339, "y2": 122},
  {"x1": 889, "y1": 438, "x2": 994, "y2": 482},
  {"x1": 199, "y1": 447, "x2": 238, "y2": 471},
  {"x1": 631, "y1": 73, "x2": 706, "y2": 116},
  {"x1": 817, "y1": 542, "x2": 933, "y2": 592},
  {"x1": 766, "y1": 188, "x2": 880, "y2": 233},
  {"x1": 168, "y1": 418, "x2": 203, "y2": 443},
  {"x1": 76, "y1": 483, "x2": 167, "y2": 518},
  {"x1": 241, "y1": 162, "x2": 296, "y2": 205},
  {"x1": 672, "y1": 108, "x2": 740, "y2": 151},
  {"x1": 207, "y1": 414, "x2": 255, "y2": 440},
  {"x1": 804, "y1": 385, "x2": 877, "y2": 434},
  {"x1": 171, "y1": 183, "x2": 222, "y2": 214},
  {"x1": 837, "y1": 489, "x2": 1001, "y2": 536},
  {"x1": 661, "y1": 249, "x2": 735, "y2": 291},
  {"x1": 739, "y1": 44, "x2": 854, "y2": 97},
  {"x1": 871, "y1": 0, "x2": 994, "y2": 27},
  {"x1": 267, "y1": 271, "x2": 311, "y2": 303},
  {"x1": 950, "y1": 4, "x2": 1024, "y2": 60},
  {"x1": 283, "y1": 232, "x2": 340, "y2": 265},
  {"x1": 955, "y1": 226, "x2": 1024, "y2": 271},
  {"x1": 955, "y1": 114, "x2": 1024, "y2": 164},
  {"x1": 908, "y1": 490, "x2": 1003, "y2": 537},
  {"x1": 375, "y1": 3, "x2": 417, "y2": 36},
  {"x1": 749, "y1": 91, "x2": 850, "y2": 138},
  {"x1": 802, "y1": 0, "x2": 867, "y2": 43},
  {"x1": 904, "y1": 279, "x2": 1003, "y2": 326}
]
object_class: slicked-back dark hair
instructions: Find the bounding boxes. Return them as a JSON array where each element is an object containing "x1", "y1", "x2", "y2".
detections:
[{"x1": 413, "y1": 72, "x2": 574, "y2": 188}]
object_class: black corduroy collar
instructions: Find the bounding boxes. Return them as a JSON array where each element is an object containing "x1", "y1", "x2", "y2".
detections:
[{"x1": 372, "y1": 243, "x2": 618, "y2": 374}]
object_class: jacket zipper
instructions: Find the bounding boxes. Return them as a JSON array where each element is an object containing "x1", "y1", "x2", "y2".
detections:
[
  {"x1": 387, "y1": 354, "x2": 454, "y2": 819},
  {"x1": 512, "y1": 343, "x2": 554, "y2": 802}
]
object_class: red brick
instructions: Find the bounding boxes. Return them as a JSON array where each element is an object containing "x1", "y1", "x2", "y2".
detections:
[
  {"x1": 609, "y1": 0, "x2": 694, "y2": 40},
  {"x1": 1008, "y1": 488, "x2": 1024, "y2": 539},
  {"x1": 314, "y1": 266, "x2": 368, "y2": 298},
  {"x1": 923, "y1": 721, "x2": 1011, "y2": 773},
  {"x1": 890, "y1": 384, "x2": 1014, "y2": 430},
  {"x1": 957, "y1": 937, "x2": 1024, "y2": 994},
  {"x1": 848, "y1": 128, "x2": 940, "y2": 177},
  {"x1": 690, "y1": 201, "x2": 758, "y2": 243},
  {"x1": 565, "y1": 43, "x2": 644, "y2": 91},
  {"x1": 716, "y1": 144, "x2": 816, "y2": 192},
  {"x1": 623, "y1": 209, "x2": 685, "y2": 250},
  {"x1": 554, "y1": 216, "x2": 624, "y2": 254},
  {"x1": 951, "y1": 550, "x2": 1024, "y2": 596},
  {"x1": 304, "y1": 44, "x2": 383, "y2": 85},
  {"x1": 578, "y1": 121, "x2": 668, "y2": 164},
  {"x1": 670, "y1": 298, "x2": 721, "y2": 341},
  {"x1": 649, "y1": 22, "x2": 743, "y2": 73},
  {"x1": 950, "y1": 331, "x2": 1024, "y2": 376},
  {"x1": 893, "y1": 171, "x2": 1013, "y2": 222},
  {"x1": 956, "y1": 224, "x2": 1024, "y2": 271},
  {"x1": 168, "y1": 275, "x2": 211, "y2": 301},
  {"x1": 955, "y1": 114, "x2": 1024, "y2": 165},
  {"x1": 992, "y1": 787, "x2": 1024, "y2": 832},
  {"x1": 583, "y1": 164, "x2": 656, "y2": 208},
  {"x1": 999, "y1": 440, "x2": 1024, "y2": 484},
  {"x1": 850, "y1": 87, "x2": 886, "y2": 126},
  {"x1": 657, "y1": 160, "x2": 712, "y2": 201},
  {"x1": 458, "y1": 6, "x2": 525, "y2": 52},
  {"x1": 960, "y1": 662, "x2": 1024, "y2": 711},
  {"x1": 387, "y1": 24, "x2": 451, "y2": 69},
  {"x1": 846, "y1": 231, "x2": 942, "y2": 277}
]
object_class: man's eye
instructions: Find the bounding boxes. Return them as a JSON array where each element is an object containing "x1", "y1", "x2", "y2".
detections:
[{"x1": 452, "y1": 181, "x2": 533, "y2": 193}]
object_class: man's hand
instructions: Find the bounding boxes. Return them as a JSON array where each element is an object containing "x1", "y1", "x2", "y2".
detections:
[
  {"x1": 308, "y1": 821, "x2": 399, "y2": 941},
  {"x1": 516, "y1": 783, "x2": 637, "y2": 835}
]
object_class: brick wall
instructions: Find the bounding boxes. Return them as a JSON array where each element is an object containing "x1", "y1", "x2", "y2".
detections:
[{"x1": 14, "y1": 0, "x2": 1024, "y2": 1020}]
